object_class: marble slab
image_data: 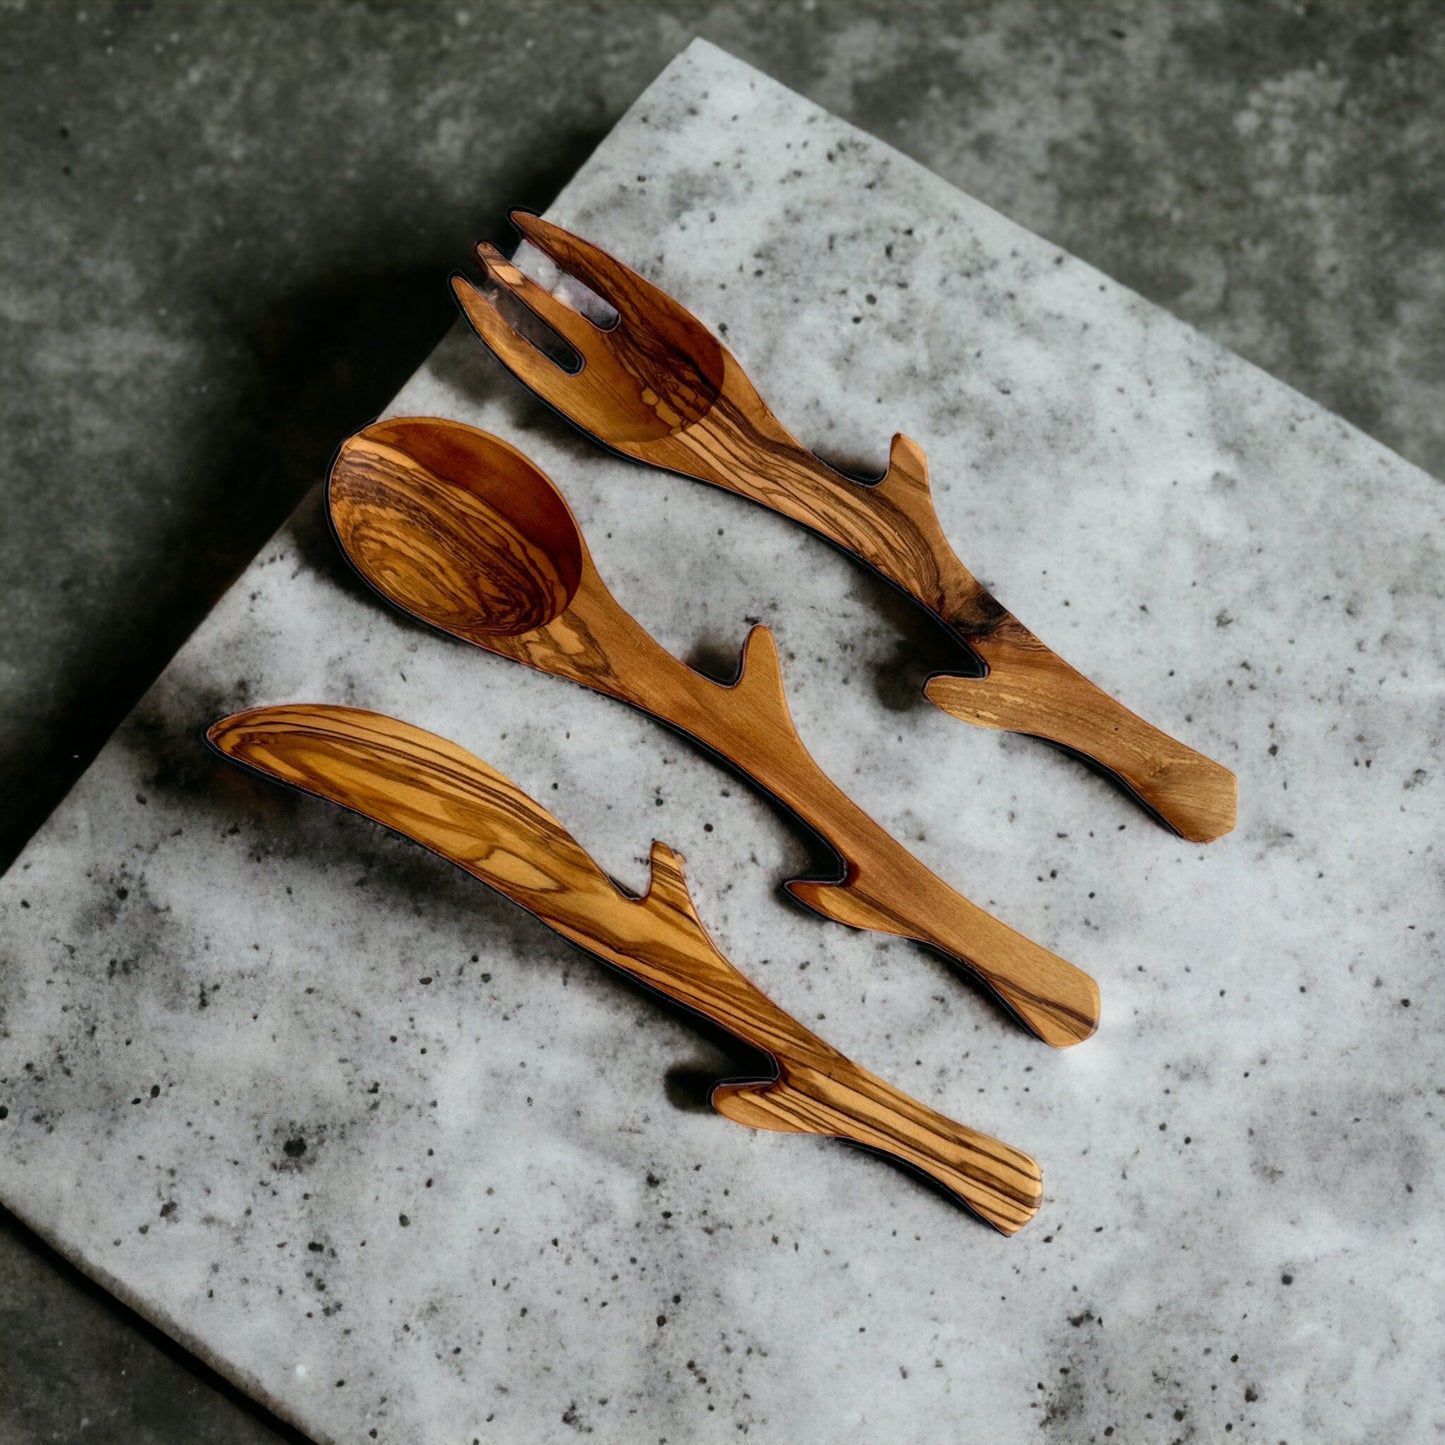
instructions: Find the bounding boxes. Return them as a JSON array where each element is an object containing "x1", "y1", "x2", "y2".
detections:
[{"x1": 3, "y1": 38, "x2": 1442, "y2": 1444}]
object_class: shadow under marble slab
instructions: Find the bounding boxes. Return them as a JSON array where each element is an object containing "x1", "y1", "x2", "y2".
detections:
[{"x1": 2, "y1": 39, "x2": 1442, "y2": 1445}]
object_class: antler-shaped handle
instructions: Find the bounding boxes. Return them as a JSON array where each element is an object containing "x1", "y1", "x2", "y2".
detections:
[{"x1": 208, "y1": 704, "x2": 1043, "y2": 1232}]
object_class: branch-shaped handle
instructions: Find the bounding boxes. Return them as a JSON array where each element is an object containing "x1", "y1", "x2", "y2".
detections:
[
  {"x1": 208, "y1": 704, "x2": 1042, "y2": 1232},
  {"x1": 925, "y1": 642, "x2": 1238, "y2": 843},
  {"x1": 785, "y1": 870, "x2": 1099, "y2": 1048},
  {"x1": 642, "y1": 361, "x2": 1237, "y2": 843},
  {"x1": 712, "y1": 1061, "x2": 1041, "y2": 1230},
  {"x1": 641, "y1": 625, "x2": 1101, "y2": 1048},
  {"x1": 643, "y1": 839, "x2": 1041, "y2": 1232}
]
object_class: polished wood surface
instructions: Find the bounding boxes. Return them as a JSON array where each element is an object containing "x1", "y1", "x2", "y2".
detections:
[
  {"x1": 330, "y1": 418, "x2": 1100, "y2": 1048},
  {"x1": 208, "y1": 703, "x2": 1043, "y2": 1233},
  {"x1": 452, "y1": 209, "x2": 1237, "y2": 844}
]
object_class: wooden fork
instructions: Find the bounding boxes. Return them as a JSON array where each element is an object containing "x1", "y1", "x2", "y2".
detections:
[{"x1": 452, "y1": 210, "x2": 1237, "y2": 845}]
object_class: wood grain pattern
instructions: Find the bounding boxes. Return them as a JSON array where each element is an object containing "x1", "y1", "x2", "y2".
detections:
[
  {"x1": 452, "y1": 209, "x2": 1237, "y2": 844},
  {"x1": 208, "y1": 703, "x2": 1043, "y2": 1233},
  {"x1": 329, "y1": 417, "x2": 1099, "y2": 1048}
]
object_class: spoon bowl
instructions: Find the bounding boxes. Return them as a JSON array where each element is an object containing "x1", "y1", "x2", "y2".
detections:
[{"x1": 331, "y1": 416, "x2": 585, "y2": 639}]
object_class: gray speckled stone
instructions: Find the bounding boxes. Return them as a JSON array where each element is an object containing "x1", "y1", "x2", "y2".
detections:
[{"x1": 2, "y1": 40, "x2": 1441, "y2": 1444}]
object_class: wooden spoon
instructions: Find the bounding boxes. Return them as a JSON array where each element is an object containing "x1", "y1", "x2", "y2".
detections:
[
  {"x1": 328, "y1": 416, "x2": 1099, "y2": 1048},
  {"x1": 453, "y1": 211, "x2": 1237, "y2": 844},
  {"x1": 208, "y1": 703, "x2": 1043, "y2": 1233}
]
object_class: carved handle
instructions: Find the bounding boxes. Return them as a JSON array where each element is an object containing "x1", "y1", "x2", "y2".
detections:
[
  {"x1": 785, "y1": 868, "x2": 1098, "y2": 1049},
  {"x1": 600, "y1": 623, "x2": 1100, "y2": 1048},
  {"x1": 712, "y1": 1061, "x2": 1041, "y2": 1230},
  {"x1": 648, "y1": 384, "x2": 1236, "y2": 843},
  {"x1": 208, "y1": 704, "x2": 1042, "y2": 1232},
  {"x1": 925, "y1": 636, "x2": 1238, "y2": 844}
]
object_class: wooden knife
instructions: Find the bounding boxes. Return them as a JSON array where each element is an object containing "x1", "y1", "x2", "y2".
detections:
[{"x1": 208, "y1": 703, "x2": 1043, "y2": 1233}]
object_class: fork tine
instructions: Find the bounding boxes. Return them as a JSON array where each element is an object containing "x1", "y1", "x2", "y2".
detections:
[
  {"x1": 450, "y1": 274, "x2": 574, "y2": 398},
  {"x1": 510, "y1": 211, "x2": 630, "y2": 304},
  {"x1": 461, "y1": 213, "x2": 728, "y2": 444},
  {"x1": 471, "y1": 240, "x2": 603, "y2": 353},
  {"x1": 510, "y1": 209, "x2": 691, "y2": 331}
]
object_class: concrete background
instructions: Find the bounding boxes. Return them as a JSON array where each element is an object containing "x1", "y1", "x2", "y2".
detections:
[{"x1": 1, "y1": 2, "x2": 1439, "y2": 1440}]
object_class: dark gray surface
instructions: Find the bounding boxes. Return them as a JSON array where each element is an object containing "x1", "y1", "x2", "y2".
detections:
[{"x1": 1, "y1": 2, "x2": 1440, "y2": 1441}]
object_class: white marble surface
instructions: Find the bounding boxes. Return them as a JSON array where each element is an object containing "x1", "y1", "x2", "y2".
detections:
[{"x1": 2, "y1": 39, "x2": 1442, "y2": 1444}]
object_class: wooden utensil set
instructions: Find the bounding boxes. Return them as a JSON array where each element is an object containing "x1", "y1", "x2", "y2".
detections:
[{"x1": 210, "y1": 213, "x2": 1236, "y2": 1233}]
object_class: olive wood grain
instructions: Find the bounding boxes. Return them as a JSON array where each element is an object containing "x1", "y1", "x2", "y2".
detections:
[
  {"x1": 208, "y1": 703, "x2": 1043, "y2": 1233},
  {"x1": 328, "y1": 418, "x2": 1099, "y2": 1048},
  {"x1": 452, "y1": 210, "x2": 1236, "y2": 844}
]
